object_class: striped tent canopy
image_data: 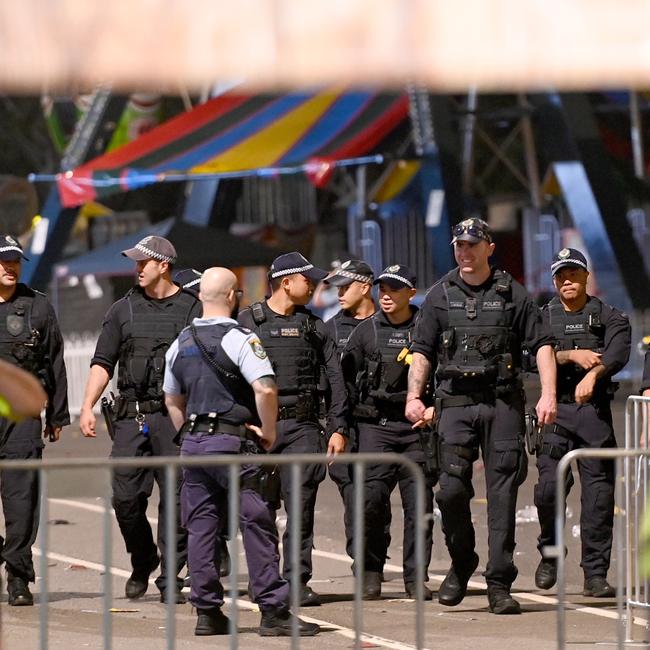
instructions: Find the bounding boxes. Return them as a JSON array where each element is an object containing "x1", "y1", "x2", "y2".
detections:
[{"x1": 56, "y1": 90, "x2": 409, "y2": 208}]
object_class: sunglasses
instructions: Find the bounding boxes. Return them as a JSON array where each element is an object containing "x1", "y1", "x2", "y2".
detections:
[{"x1": 451, "y1": 223, "x2": 492, "y2": 243}]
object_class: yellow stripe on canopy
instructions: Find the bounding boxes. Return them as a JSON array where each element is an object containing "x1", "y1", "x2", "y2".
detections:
[
  {"x1": 372, "y1": 160, "x2": 421, "y2": 203},
  {"x1": 192, "y1": 92, "x2": 342, "y2": 173}
]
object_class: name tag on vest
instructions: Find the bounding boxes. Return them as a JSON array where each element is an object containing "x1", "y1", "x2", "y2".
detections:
[
  {"x1": 564, "y1": 323, "x2": 586, "y2": 334},
  {"x1": 388, "y1": 333, "x2": 409, "y2": 347},
  {"x1": 482, "y1": 300, "x2": 504, "y2": 311},
  {"x1": 270, "y1": 327, "x2": 301, "y2": 337},
  {"x1": 449, "y1": 300, "x2": 465, "y2": 309}
]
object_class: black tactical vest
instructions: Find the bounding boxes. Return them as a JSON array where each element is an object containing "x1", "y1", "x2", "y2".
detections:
[
  {"x1": 0, "y1": 285, "x2": 49, "y2": 384},
  {"x1": 249, "y1": 302, "x2": 321, "y2": 404},
  {"x1": 118, "y1": 288, "x2": 197, "y2": 399},
  {"x1": 172, "y1": 323, "x2": 257, "y2": 424},
  {"x1": 437, "y1": 270, "x2": 517, "y2": 391},
  {"x1": 330, "y1": 311, "x2": 364, "y2": 354},
  {"x1": 547, "y1": 296, "x2": 608, "y2": 401},
  {"x1": 355, "y1": 311, "x2": 415, "y2": 421}
]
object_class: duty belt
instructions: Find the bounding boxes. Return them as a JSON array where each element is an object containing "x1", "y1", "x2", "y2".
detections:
[
  {"x1": 277, "y1": 404, "x2": 319, "y2": 422},
  {"x1": 118, "y1": 397, "x2": 165, "y2": 417},
  {"x1": 182, "y1": 413, "x2": 248, "y2": 438},
  {"x1": 438, "y1": 391, "x2": 496, "y2": 408}
]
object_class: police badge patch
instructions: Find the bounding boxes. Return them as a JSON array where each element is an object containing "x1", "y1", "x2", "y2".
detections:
[
  {"x1": 558, "y1": 248, "x2": 571, "y2": 259},
  {"x1": 388, "y1": 264, "x2": 400, "y2": 272},
  {"x1": 6, "y1": 313, "x2": 24, "y2": 336},
  {"x1": 249, "y1": 338, "x2": 267, "y2": 359},
  {"x1": 341, "y1": 260, "x2": 351, "y2": 269}
]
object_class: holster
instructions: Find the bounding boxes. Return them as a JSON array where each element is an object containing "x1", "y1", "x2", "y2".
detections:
[
  {"x1": 417, "y1": 424, "x2": 439, "y2": 476},
  {"x1": 524, "y1": 409, "x2": 542, "y2": 456},
  {"x1": 100, "y1": 395, "x2": 117, "y2": 441},
  {"x1": 241, "y1": 466, "x2": 281, "y2": 509}
]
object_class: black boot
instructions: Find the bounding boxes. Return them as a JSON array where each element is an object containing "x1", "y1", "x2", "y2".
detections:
[
  {"x1": 487, "y1": 585, "x2": 521, "y2": 615},
  {"x1": 404, "y1": 582, "x2": 433, "y2": 601},
  {"x1": 583, "y1": 576, "x2": 615, "y2": 598},
  {"x1": 438, "y1": 553, "x2": 479, "y2": 607},
  {"x1": 299, "y1": 584, "x2": 321, "y2": 607},
  {"x1": 7, "y1": 575, "x2": 33, "y2": 606},
  {"x1": 535, "y1": 559, "x2": 557, "y2": 590},
  {"x1": 125, "y1": 556, "x2": 160, "y2": 600},
  {"x1": 159, "y1": 585, "x2": 187, "y2": 604},
  {"x1": 259, "y1": 607, "x2": 320, "y2": 637},
  {"x1": 195, "y1": 607, "x2": 230, "y2": 635},
  {"x1": 363, "y1": 571, "x2": 382, "y2": 600}
]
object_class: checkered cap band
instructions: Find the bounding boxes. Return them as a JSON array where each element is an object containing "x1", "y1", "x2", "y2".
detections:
[
  {"x1": 270, "y1": 264, "x2": 314, "y2": 279},
  {"x1": 135, "y1": 242, "x2": 176, "y2": 264},
  {"x1": 0, "y1": 245, "x2": 23, "y2": 256},
  {"x1": 551, "y1": 258, "x2": 588, "y2": 274},
  {"x1": 378, "y1": 273, "x2": 414, "y2": 288},
  {"x1": 332, "y1": 269, "x2": 373, "y2": 284}
]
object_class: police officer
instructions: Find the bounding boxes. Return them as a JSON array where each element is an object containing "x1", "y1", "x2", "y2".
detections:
[
  {"x1": 342, "y1": 264, "x2": 436, "y2": 600},
  {"x1": 406, "y1": 218, "x2": 557, "y2": 614},
  {"x1": 534, "y1": 248, "x2": 630, "y2": 597},
  {"x1": 0, "y1": 235, "x2": 69, "y2": 606},
  {"x1": 322, "y1": 260, "x2": 376, "y2": 562},
  {"x1": 80, "y1": 235, "x2": 201, "y2": 603},
  {"x1": 163, "y1": 267, "x2": 319, "y2": 636},
  {"x1": 238, "y1": 252, "x2": 348, "y2": 606}
]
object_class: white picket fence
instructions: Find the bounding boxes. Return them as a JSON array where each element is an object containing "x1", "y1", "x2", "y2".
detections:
[{"x1": 63, "y1": 333, "x2": 117, "y2": 419}]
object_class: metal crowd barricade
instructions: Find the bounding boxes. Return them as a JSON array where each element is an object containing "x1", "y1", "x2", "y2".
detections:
[
  {"x1": 2, "y1": 452, "x2": 428, "y2": 650},
  {"x1": 548, "y1": 395, "x2": 650, "y2": 648}
]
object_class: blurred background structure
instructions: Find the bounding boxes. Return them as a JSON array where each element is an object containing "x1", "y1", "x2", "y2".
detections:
[{"x1": 1, "y1": 1, "x2": 650, "y2": 410}]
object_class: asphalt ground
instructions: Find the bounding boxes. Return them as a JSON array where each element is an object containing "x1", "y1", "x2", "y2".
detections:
[{"x1": 1, "y1": 384, "x2": 647, "y2": 649}]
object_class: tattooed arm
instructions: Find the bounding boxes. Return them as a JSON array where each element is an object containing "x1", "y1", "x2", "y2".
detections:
[
  {"x1": 406, "y1": 352, "x2": 432, "y2": 424},
  {"x1": 250, "y1": 375, "x2": 278, "y2": 450}
]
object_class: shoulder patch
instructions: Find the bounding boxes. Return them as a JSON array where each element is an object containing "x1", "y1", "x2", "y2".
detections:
[{"x1": 249, "y1": 338, "x2": 267, "y2": 359}]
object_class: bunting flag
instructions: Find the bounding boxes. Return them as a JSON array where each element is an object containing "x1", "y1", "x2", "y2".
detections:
[{"x1": 55, "y1": 89, "x2": 409, "y2": 208}]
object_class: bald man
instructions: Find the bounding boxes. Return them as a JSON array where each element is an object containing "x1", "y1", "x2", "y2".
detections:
[{"x1": 164, "y1": 268, "x2": 319, "y2": 637}]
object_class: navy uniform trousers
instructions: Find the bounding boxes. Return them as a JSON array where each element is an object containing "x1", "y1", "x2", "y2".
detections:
[
  {"x1": 357, "y1": 419, "x2": 435, "y2": 583},
  {"x1": 534, "y1": 401, "x2": 615, "y2": 578},
  {"x1": 436, "y1": 395, "x2": 527, "y2": 588},
  {"x1": 110, "y1": 411, "x2": 186, "y2": 591},
  {"x1": 0, "y1": 417, "x2": 43, "y2": 582},
  {"x1": 181, "y1": 431, "x2": 289, "y2": 610}
]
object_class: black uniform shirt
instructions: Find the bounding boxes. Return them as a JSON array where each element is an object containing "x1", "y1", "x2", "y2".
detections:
[
  {"x1": 0, "y1": 283, "x2": 70, "y2": 427},
  {"x1": 91, "y1": 286, "x2": 201, "y2": 381},
  {"x1": 238, "y1": 302, "x2": 348, "y2": 433},
  {"x1": 412, "y1": 268, "x2": 554, "y2": 394},
  {"x1": 543, "y1": 295, "x2": 630, "y2": 383},
  {"x1": 341, "y1": 306, "x2": 418, "y2": 407}
]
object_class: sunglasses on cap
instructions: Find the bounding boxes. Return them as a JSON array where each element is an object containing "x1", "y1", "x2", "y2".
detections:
[{"x1": 451, "y1": 223, "x2": 492, "y2": 243}]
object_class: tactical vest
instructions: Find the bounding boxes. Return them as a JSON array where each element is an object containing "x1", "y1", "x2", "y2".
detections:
[
  {"x1": 437, "y1": 271, "x2": 517, "y2": 392},
  {"x1": 547, "y1": 296, "x2": 608, "y2": 401},
  {"x1": 331, "y1": 312, "x2": 362, "y2": 354},
  {"x1": 249, "y1": 302, "x2": 321, "y2": 404},
  {"x1": 118, "y1": 288, "x2": 197, "y2": 399},
  {"x1": 172, "y1": 323, "x2": 256, "y2": 424},
  {"x1": 0, "y1": 286, "x2": 49, "y2": 386},
  {"x1": 356, "y1": 313, "x2": 414, "y2": 420}
]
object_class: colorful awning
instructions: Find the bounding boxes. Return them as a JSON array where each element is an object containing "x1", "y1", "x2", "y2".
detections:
[{"x1": 55, "y1": 90, "x2": 409, "y2": 208}]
